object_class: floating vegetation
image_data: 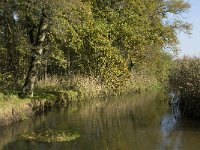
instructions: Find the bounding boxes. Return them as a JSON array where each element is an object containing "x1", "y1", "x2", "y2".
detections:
[{"x1": 20, "y1": 129, "x2": 80, "y2": 142}]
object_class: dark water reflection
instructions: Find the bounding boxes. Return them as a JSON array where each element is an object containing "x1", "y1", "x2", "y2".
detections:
[{"x1": 1, "y1": 91, "x2": 200, "y2": 150}]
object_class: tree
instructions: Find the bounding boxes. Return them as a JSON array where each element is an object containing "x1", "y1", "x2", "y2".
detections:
[{"x1": 0, "y1": 0, "x2": 191, "y2": 97}]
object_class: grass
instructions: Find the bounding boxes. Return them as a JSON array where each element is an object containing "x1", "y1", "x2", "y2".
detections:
[
  {"x1": 118, "y1": 72, "x2": 161, "y2": 94},
  {"x1": 36, "y1": 73, "x2": 161, "y2": 99},
  {"x1": 0, "y1": 92, "x2": 33, "y2": 126},
  {"x1": 36, "y1": 75, "x2": 104, "y2": 99},
  {"x1": 0, "y1": 93, "x2": 31, "y2": 110}
]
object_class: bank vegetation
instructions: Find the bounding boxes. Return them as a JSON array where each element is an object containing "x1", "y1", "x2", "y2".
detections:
[{"x1": 169, "y1": 57, "x2": 200, "y2": 117}]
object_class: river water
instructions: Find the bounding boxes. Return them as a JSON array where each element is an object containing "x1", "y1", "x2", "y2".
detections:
[{"x1": 1, "y1": 91, "x2": 200, "y2": 150}]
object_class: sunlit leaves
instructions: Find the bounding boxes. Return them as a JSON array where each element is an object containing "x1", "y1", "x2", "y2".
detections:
[{"x1": 0, "y1": 0, "x2": 191, "y2": 93}]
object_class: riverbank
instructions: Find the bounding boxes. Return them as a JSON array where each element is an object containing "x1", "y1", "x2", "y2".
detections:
[
  {"x1": 0, "y1": 74, "x2": 160, "y2": 126},
  {"x1": 0, "y1": 90, "x2": 78, "y2": 126}
]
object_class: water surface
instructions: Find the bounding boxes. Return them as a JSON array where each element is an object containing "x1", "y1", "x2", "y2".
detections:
[{"x1": 1, "y1": 91, "x2": 200, "y2": 150}]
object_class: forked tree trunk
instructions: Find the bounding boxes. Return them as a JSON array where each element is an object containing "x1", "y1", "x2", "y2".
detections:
[{"x1": 21, "y1": 13, "x2": 48, "y2": 97}]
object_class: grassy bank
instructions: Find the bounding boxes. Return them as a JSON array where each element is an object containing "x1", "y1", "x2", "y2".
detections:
[
  {"x1": 0, "y1": 93, "x2": 31, "y2": 126},
  {"x1": 0, "y1": 73, "x2": 160, "y2": 126},
  {"x1": 169, "y1": 57, "x2": 200, "y2": 118}
]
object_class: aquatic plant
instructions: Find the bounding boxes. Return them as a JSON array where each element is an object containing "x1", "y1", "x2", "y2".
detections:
[{"x1": 20, "y1": 129, "x2": 80, "y2": 142}]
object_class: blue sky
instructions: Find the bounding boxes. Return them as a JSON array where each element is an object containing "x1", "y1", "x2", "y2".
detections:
[{"x1": 178, "y1": 0, "x2": 200, "y2": 57}]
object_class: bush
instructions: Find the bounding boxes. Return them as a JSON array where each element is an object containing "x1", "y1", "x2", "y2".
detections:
[
  {"x1": 169, "y1": 57, "x2": 200, "y2": 117},
  {"x1": 169, "y1": 57, "x2": 200, "y2": 99}
]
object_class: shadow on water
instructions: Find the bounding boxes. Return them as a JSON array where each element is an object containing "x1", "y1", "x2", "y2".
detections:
[{"x1": 1, "y1": 91, "x2": 200, "y2": 150}]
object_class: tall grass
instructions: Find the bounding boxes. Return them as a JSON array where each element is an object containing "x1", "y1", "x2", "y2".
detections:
[
  {"x1": 119, "y1": 72, "x2": 160, "y2": 94},
  {"x1": 36, "y1": 72, "x2": 160, "y2": 100},
  {"x1": 36, "y1": 75, "x2": 104, "y2": 99}
]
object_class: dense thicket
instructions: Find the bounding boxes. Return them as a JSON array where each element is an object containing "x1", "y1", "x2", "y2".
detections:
[
  {"x1": 0, "y1": 0, "x2": 191, "y2": 97},
  {"x1": 169, "y1": 57, "x2": 200, "y2": 117},
  {"x1": 169, "y1": 57, "x2": 200, "y2": 99}
]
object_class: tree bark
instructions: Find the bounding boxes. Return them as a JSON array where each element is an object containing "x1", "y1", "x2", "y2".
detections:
[{"x1": 21, "y1": 12, "x2": 48, "y2": 97}]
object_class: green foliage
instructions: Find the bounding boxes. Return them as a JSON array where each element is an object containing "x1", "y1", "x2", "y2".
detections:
[
  {"x1": 169, "y1": 57, "x2": 200, "y2": 99},
  {"x1": 0, "y1": 0, "x2": 191, "y2": 96}
]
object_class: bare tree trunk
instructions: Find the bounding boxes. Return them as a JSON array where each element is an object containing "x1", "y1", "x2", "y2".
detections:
[{"x1": 21, "y1": 12, "x2": 48, "y2": 97}]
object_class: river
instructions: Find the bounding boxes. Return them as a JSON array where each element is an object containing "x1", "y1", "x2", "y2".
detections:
[{"x1": 1, "y1": 91, "x2": 200, "y2": 150}]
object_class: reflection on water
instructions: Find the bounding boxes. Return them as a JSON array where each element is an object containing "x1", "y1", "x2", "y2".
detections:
[
  {"x1": 1, "y1": 91, "x2": 200, "y2": 150},
  {"x1": 161, "y1": 114, "x2": 177, "y2": 137},
  {"x1": 161, "y1": 92, "x2": 180, "y2": 137},
  {"x1": 160, "y1": 93, "x2": 181, "y2": 150}
]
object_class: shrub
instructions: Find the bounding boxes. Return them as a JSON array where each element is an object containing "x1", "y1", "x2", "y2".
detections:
[{"x1": 169, "y1": 57, "x2": 200, "y2": 99}]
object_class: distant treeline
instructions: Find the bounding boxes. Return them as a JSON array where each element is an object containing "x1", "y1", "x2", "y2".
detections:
[{"x1": 0, "y1": 0, "x2": 191, "y2": 97}]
